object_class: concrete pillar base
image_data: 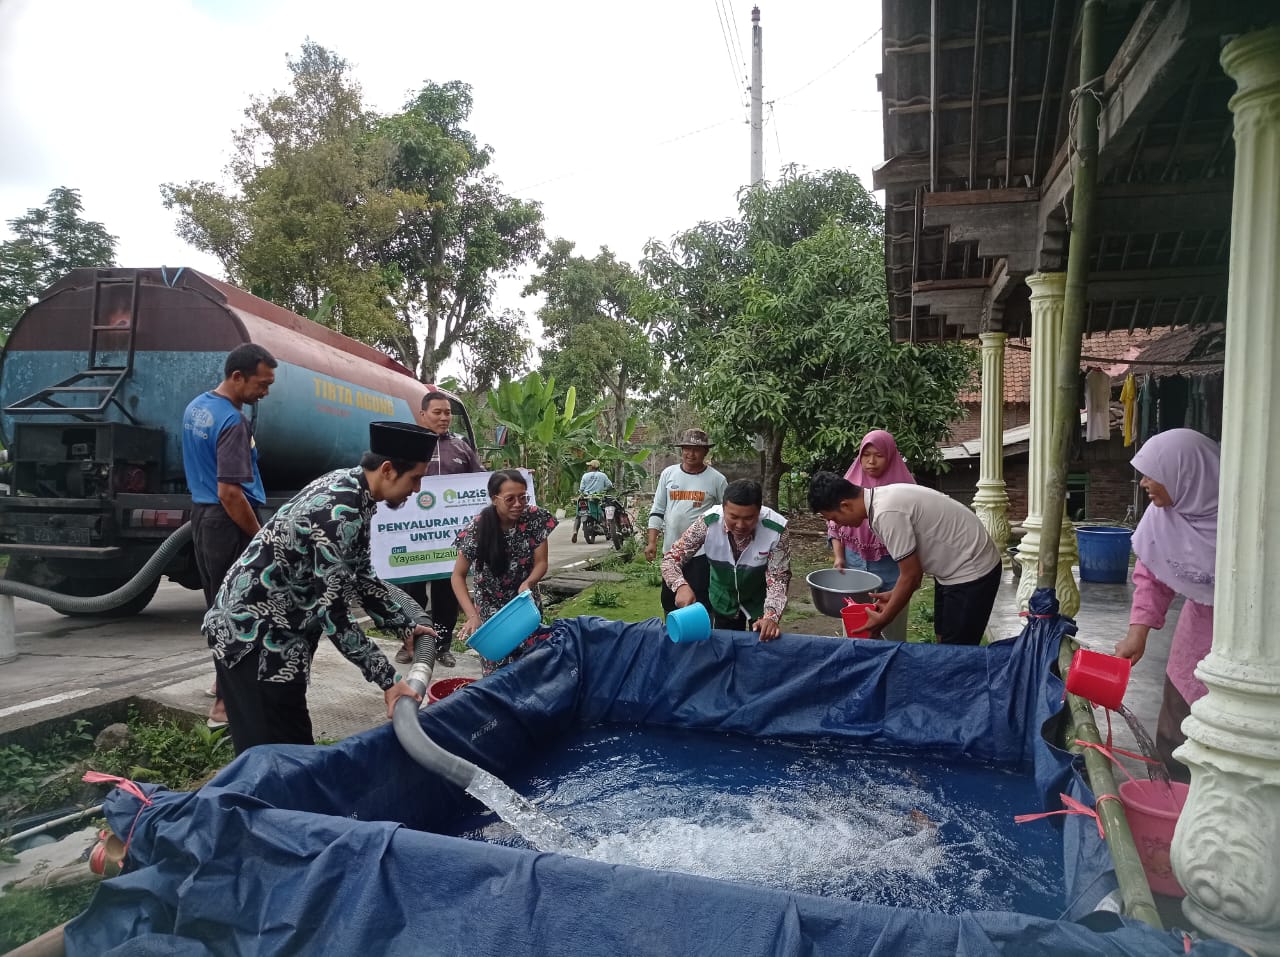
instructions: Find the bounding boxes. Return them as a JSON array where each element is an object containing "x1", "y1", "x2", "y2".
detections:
[{"x1": 0, "y1": 595, "x2": 17, "y2": 665}]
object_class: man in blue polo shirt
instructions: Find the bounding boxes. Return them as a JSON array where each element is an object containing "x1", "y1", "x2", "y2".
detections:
[{"x1": 182, "y1": 343, "x2": 277, "y2": 728}]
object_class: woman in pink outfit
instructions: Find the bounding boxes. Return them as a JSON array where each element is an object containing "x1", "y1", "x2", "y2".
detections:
[
  {"x1": 827, "y1": 430, "x2": 915, "y2": 639},
  {"x1": 1114, "y1": 428, "x2": 1219, "y2": 782}
]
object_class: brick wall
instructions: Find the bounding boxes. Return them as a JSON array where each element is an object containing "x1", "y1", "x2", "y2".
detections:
[
  {"x1": 927, "y1": 437, "x2": 1136, "y2": 524},
  {"x1": 947, "y1": 403, "x2": 1031, "y2": 444}
]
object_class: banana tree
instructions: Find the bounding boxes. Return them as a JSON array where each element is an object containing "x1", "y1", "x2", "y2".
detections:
[{"x1": 487, "y1": 372, "x2": 604, "y2": 504}]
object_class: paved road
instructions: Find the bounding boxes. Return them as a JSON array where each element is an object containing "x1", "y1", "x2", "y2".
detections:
[{"x1": 0, "y1": 517, "x2": 615, "y2": 738}]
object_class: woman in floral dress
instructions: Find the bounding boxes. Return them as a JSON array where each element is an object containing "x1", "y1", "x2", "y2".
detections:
[{"x1": 452, "y1": 469, "x2": 557, "y2": 675}]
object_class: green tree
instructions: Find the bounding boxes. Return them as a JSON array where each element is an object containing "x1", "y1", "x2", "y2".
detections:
[
  {"x1": 643, "y1": 168, "x2": 975, "y2": 507},
  {"x1": 163, "y1": 41, "x2": 410, "y2": 352},
  {"x1": 526, "y1": 239, "x2": 661, "y2": 448},
  {"x1": 379, "y1": 81, "x2": 543, "y2": 381},
  {"x1": 0, "y1": 188, "x2": 117, "y2": 337},
  {"x1": 455, "y1": 307, "x2": 532, "y2": 393},
  {"x1": 162, "y1": 46, "x2": 541, "y2": 381},
  {"x1": 486, "y1": 372, "x2": 648, "y2": 504}
]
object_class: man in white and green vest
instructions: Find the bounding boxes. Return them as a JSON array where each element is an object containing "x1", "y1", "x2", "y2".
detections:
[{"x1": 661, "y1": 479, "x2": 792, "y2": 641}]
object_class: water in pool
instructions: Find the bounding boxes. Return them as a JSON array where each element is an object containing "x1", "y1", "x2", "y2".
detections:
[{"x1": 451, "y1": 725, "x2": 1065, "y2": 916}]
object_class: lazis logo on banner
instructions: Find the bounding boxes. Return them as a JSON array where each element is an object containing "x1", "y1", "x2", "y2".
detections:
[{"x1": 370, "y1": 470, "x2": 536, "y2": 583}]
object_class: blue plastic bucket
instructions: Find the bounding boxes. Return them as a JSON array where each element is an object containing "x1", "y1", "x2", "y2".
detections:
[
  {"x1": 666, "y1": 602, "x2": 711, "y2": 643},
  {"x1": 466, "y1": 590, "x2": 541, "y2": 661},
  {"x1": 1075, "y1": 526, "x2": 1133, "y2": 584}
]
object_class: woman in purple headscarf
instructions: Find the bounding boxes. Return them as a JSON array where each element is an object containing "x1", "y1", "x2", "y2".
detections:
[
  {"x1": 1114, "y1": 428, "x2": 1219, "y2": 782},
  {"x1": 827, "y1": 431, "x2": 916, "y2": 638}
]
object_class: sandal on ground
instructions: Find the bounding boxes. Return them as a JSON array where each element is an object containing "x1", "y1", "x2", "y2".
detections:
[
  {"x1": 206, "y1": 718, "x2": 229, "y2": 730},
  {"x1": 394, "y1": 646, "x2": 413, "y2": 664}
]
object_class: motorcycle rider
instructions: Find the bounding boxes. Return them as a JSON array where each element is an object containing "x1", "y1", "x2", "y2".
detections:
[{"x1": 572, "y1": 459, "x2": 613, "y2": 543}]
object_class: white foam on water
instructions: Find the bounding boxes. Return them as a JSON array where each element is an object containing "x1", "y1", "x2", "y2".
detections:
[
  {"x1": 582, "y1": 788, "x2": 950, "y2": 905},
  {"x1": 458, "y1": 732, "x2": 1062, "y2": 913}
]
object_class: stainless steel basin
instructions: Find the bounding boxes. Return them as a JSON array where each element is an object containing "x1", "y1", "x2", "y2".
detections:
[{"x1": 805, "y1": 568, "x2": 883, "y2": 618}]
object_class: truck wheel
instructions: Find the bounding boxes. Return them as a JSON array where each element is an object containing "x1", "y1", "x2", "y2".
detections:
[{"x1": 55, "y1": 577, "x2": 161, "y2": 618}]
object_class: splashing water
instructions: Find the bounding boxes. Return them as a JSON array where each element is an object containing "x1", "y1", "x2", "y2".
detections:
[
  {"x1": 453, "y1": 727, "x2": 1064, "y2": 916},
  {"x1": 1116, "y1": 703, "x2": 1174, "y2": 790},
  {"x1": 466, "y1": 768, "x2": 586, "y2": 855}
]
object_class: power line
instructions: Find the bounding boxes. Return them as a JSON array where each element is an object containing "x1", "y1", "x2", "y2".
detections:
[
  {"x1": 723, "y1": 0, "x2": 749, "y2": 79},
  {"x1": 769, "y1": 102, "x2": 784, "y2": 170},
  {"x1": 772, "y1": 27, "x2": 882, "y2": 104},
  {"x1": 713, "y1": 1, "x2": 748, "y2": 108}
]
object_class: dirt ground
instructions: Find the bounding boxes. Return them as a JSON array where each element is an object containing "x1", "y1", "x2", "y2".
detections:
[{"x1": 782, "y1": 518, "x2": 844, "y2": 637}]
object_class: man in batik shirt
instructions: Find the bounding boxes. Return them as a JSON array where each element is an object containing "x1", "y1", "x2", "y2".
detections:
[{"x1": 203, "y1": 422, "x2": 439, "y2": 754}]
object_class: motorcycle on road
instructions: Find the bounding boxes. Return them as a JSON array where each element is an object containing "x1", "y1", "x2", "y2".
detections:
[{"x1": 575, "y1": 493, "x2": 637, "y2": 550}]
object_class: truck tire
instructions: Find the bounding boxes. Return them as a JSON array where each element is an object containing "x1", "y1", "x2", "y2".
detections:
[{"x1": 55, "y1": 576, "x2": 162, "y2": 618}]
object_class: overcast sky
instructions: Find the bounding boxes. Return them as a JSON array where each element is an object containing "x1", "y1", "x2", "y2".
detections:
[{"x1": 0, "y1": 0, "x2": 884, "y2": 348}]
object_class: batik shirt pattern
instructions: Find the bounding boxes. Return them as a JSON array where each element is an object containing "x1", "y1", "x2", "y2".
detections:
[
  {"x1": 203, "y1": 467, "x2": 416, "y2": 689},
  {"x1": 455, "y1": 507, "x2": 557, "y2": 675},
  {"x1": 455, "y1": 507, "x2": 558, "y2": 620}
]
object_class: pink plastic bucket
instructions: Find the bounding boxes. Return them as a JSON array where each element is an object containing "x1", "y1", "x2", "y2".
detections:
[
  {"x1": 1119, "y1": 779, "x2": 1189, "y2": 897},
  {"x1": 1066, "y1": 648, "x2": 1131, "y2": 710}
]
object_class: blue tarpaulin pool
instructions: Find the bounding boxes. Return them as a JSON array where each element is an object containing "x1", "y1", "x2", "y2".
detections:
[{"x1": 66, "y1": 598, "x2": 1240, "y2": 956}]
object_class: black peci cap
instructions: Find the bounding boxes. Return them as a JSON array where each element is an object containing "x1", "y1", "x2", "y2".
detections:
[{"x1": 369, "y1": 421, "x2": 438, "y2": 462}]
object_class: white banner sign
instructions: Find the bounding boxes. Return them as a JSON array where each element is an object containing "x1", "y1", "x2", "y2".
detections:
[{"x1": 370, "y1": 470, "x2": 537, "y2": 583}]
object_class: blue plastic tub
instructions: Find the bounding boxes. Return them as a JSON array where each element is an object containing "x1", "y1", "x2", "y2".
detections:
[
  {"x1": 1075, "y1": 526, "x2": 1133, "y2": 583},
  {"x1": 466, "y1": 590, "x2": 540, "y2": 661}
]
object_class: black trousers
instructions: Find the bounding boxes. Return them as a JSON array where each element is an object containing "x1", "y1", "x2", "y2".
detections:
[
  {"x1": 712, "y1": 611, "x2": 749, "y2": 632},
  {"x1": 215, "y1": 649, "x2": 312, "y2": 755},
  {"x1": 403, "y1": 578, "x2": 459, "y2": 647},
  {"x1": 191, "y1": 504, "x2": 252, "y2": 608},
  {"x1": 660, "y1": 554, "x2": 712, "y2": 615},
  {"x1": 192, "y1": 504, "x2": 252, "y2": 704},
  {"x1": 933, "y1": 562, "x2": 1003, "y2": 645}
]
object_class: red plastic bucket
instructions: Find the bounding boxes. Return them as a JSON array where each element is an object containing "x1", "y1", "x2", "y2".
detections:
[
  {"x1": 1066, "y1": 648, "x2": 1131, "y2": 710},
  {"x1": 841, "y1": 602, "x2": 876, "y2": 639},
  {"x1": 1119, "y1": 779, "x2": 1189, "y2": 897},
  {"x1": 427, "y1": 677, "x2": 476, "y2": 704}
]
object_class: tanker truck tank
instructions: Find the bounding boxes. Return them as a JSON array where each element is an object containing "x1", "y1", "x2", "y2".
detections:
[{"x1": 0, "y1": 267, "x2": 475, "y2": 616}]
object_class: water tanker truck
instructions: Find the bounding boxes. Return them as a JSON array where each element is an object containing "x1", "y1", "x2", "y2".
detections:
[{"x1": 0, "y1": 267, "x2": 475, "y2": 616}]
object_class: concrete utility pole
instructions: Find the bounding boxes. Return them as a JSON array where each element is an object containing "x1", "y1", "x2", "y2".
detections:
[{"x1": 750, "y1": 5, "x2": 764, "y2": 185}]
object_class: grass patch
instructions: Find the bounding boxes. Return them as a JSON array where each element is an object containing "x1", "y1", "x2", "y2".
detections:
[
  {"x1": 586, "y1": 583, "x2": 624, "y2": 608},
  {"x1": 552, "y1": 577, "x2": 664, "y2": 624},
  {"x1": 0, "y1": 882, "x2": 99, "y2": 952},
  {"x1": 1, "y1": 709, "x2": 235, "y2": 823}
]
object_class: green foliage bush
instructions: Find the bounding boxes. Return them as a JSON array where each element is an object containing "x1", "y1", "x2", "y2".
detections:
[
  {"x1": 0, "y1": 721, "x2": 95, "y2": 816},
  {"x1": 92, "y1": 709, "x2": 233, "y2": 791}
]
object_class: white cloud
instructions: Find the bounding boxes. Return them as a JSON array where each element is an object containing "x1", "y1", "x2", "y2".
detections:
[{"x1": 0, "y1": 0, "x2": 885, "y2": 362}]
